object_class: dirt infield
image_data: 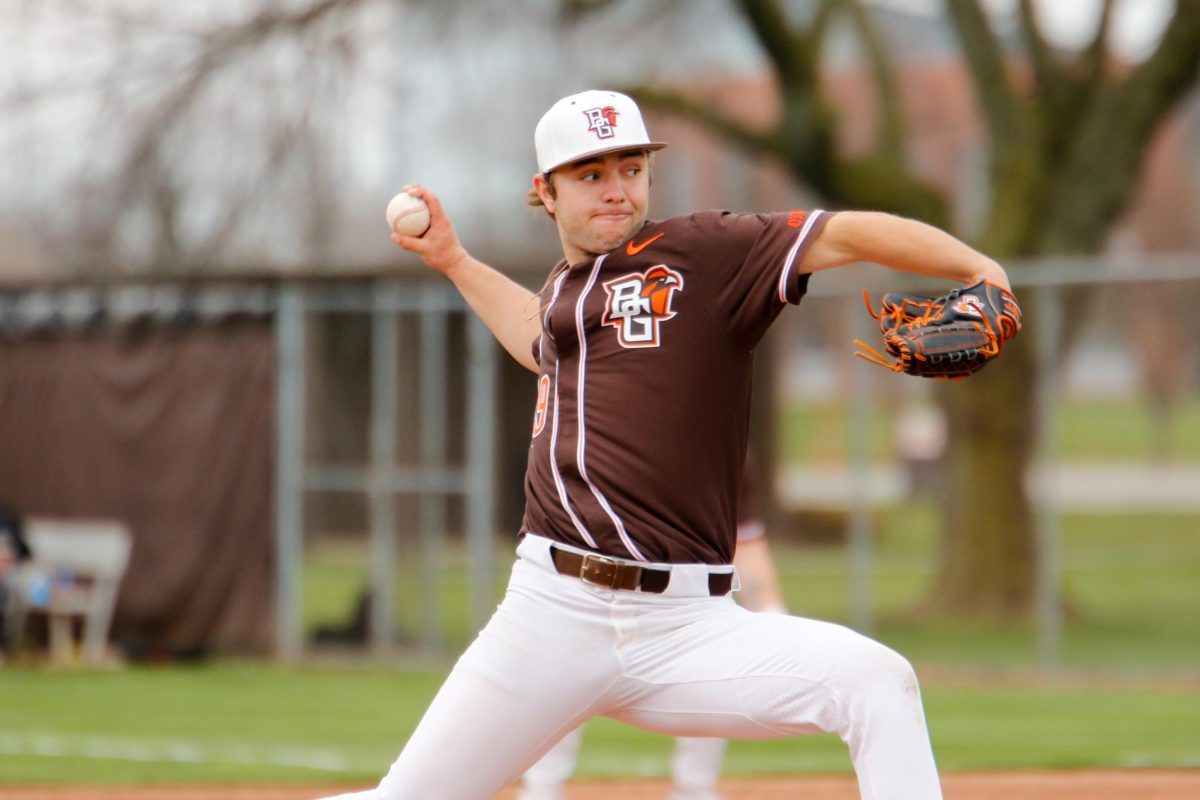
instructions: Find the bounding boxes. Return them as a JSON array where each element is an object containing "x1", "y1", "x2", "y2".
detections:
[{"x1": 5, "y1": 771, "x2": 1199, "y2": 799}]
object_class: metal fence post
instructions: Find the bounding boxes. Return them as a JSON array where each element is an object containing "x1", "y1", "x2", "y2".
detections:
[
  {"x1": 1034, "y1": 283, "x2": 1064, "y2": 669},
  {"x1": 466, "y1": 316, "x2": 498, "y2": 632},
  {"x1": 848, "y1": 296, "x2": 875, "y2": 636},
  {"x1": 274, "y1": 284, "x2": 305, "y2": 662},
  {"x1": 368, "y1": 286, "x2": 399, "y2": 654},
  {"x1": 418, "y1": 284, "x2": 449, "y2": 650}
]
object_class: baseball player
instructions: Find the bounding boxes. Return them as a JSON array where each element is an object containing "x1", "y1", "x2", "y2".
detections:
[
  {"x1": 518, "y1": 467, "x2": 783, "y2": 800},
  {"x1": 320, "y1": 89, "x2": 1015, "y2": 800}
]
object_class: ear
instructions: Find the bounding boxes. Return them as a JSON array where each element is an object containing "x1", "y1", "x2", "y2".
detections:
[{"x1": 532, "y1": 173, "x2": 556, "y2": 214}]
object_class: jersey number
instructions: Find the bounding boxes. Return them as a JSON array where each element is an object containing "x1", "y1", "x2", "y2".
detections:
[{"x1": 531, "y1": 374, "x2": 550, "y2": 437}]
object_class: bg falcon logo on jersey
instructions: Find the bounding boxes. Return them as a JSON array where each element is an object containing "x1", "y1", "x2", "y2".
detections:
[
  {"x1": 583, "y1": 106, "x2": 619, "y2": 139},
  {"x1": 602, "y1": 266, "x2": 684, "y2": 348}
]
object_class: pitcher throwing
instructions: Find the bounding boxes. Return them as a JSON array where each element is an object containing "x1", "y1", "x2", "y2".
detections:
[{"x1": 319, "y1": 89, "x2": 1018, "y2": 800}]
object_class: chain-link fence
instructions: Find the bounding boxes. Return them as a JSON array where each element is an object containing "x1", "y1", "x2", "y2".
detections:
[{"x1": 769, "y1": 255, "x2": 1200, "y2": 673}]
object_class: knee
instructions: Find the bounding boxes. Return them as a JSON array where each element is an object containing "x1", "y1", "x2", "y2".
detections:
[{"x1": 840, "y1": 639, "x2": 921, "y2": 703}]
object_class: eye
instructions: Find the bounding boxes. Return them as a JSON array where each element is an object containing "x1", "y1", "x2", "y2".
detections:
[
  {"x1": 580, "y1": 172, "x2": 599, "y2": 182},
  {"x1": 625, "y1": 166, "x2": 642, "y2": 177}
]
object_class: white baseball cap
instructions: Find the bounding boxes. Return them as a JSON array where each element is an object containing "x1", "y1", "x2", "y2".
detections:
[{"x1": 534, "y1": 90, "x2": 668, "y2": 174}]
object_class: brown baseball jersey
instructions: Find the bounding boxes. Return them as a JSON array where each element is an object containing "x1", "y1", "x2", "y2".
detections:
[
  {"x1": 735, "y1": 457, "x2": 766, "y2": 544},
  {"x1": 520, "y1": 209, "x2": 833, "y2": 565}
]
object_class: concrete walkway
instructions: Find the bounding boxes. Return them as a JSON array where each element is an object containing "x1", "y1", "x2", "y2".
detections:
[{"x1": 778, "y1": 463, "x2": 1200, "y2": 512}]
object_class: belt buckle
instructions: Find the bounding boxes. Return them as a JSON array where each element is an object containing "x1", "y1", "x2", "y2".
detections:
[{"x1": 579, "y1": 553, "x2": 621, "y2": 589}]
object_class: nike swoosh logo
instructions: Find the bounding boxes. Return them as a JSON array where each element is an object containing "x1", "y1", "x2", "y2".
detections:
[{"x1": 625, "y1": 232, "x2": 664, "y2": 256}]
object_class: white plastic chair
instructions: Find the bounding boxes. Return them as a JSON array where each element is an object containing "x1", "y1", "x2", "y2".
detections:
[{"x1": 9, "y1": 519, "x2": 133, "y2": 665}]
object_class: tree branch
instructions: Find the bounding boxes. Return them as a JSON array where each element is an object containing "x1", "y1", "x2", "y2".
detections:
[
  {"x1": 1078, "y1": 0, "x2": 1115, "y2": 88},
  {"x1": 1040, "y1": 0, "x2": 1200, "y2": 253},
  {"x1": 733, "y1": 0, "x2": 808, "y2": 84},
  {"x1": 727, "y1": 0, "x2": 845, "y2": 193},
  {"x1": 624, "y1": 85, "x2": 785, "y2": 159},
  {"x1": 98, "y1": 0, "x2": 368, "y2": 267},
  {"x1": 808, "y1": 0, "x2": 839, "y2": 54},
  {"x1": 1017, "y1": 0, "x2": 1062, "y2": 101},
  {"x1": 836, "y1": 0, "x2": 906, "y2": 161},
  {"x1": 943, "y1": 0, "x2": 1030, "y2": 152},
  {"x1": 1116, "y1": 0, "x2": 1200, "y2": 122}
]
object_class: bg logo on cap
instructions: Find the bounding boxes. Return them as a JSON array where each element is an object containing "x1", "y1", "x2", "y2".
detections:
[{"x1": 583, "y1": 106, "x2": 619, "y2": 140}]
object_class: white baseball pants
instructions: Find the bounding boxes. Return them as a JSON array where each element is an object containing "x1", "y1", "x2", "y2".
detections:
[{"x1": 319, "y1": 534, "x2": 942, "y2": 800}]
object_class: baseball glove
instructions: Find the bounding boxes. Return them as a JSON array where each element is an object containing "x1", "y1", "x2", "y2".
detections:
[{"x1": 854, "y1": 279, "x2": 1022, "y2": 379}]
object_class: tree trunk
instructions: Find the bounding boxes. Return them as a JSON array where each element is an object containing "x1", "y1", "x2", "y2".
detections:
[{"x1": 929, "y1": 336, "x2": 1038, "y2": 616}]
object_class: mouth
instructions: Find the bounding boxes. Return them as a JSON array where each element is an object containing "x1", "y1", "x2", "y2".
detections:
[{"x1": 593, "y1": 211, "x2": 633, "y2": 222}]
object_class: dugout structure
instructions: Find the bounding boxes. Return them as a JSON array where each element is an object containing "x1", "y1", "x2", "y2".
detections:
[{"x1": 0, "y1": 277, "x2": 499, "y2": 661}]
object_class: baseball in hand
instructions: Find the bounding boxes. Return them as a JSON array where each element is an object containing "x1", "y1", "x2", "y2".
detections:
[{"x1": 386, "y1": 190, "x2": 431, "y2": 237}]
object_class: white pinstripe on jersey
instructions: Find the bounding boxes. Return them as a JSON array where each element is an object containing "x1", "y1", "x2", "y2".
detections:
[
  {"x1": 776, "y1": 209, "x2": 826, "y2": 304},
  {"x1": 545, "y1": 269, "x2": 598, "y2": 549},
  {"x1": 574, "y1": 254, "x2": 647, "y2": 561}
]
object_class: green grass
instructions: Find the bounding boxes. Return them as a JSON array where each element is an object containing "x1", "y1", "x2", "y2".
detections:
[
  {"x1": 1056, "y1": 397, "x2": 1200, "y2": 461},
  {"x1": 780, "y1": 396, "x2": 1200, "y2": 463},
  {"x1": 5, "y1": 502, "x2": 1194, "y2": 785},
  {"x1": 0, "y1": 665, "x2": 443, "y2": 783},
  {"x1": 0, "y1": 664, "x2": 1197, "y2": 784},
  {"x1": 0, "y1": 508, "x2": 1196, "y2": 785},
  {"x1": 304, "y1": 510, "x2": 1200, "y2": 672},
  {"x1": 303, "y1": 537, "x2": 512, "y2": 647},
  {"x1": 769, "y1": 509, "x2": 1200, "y2": 672},
  {"x1": 567, "y1": 686, "x2": 1200, "y2": 775}
]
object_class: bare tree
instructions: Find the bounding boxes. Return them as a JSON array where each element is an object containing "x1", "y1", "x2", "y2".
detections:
[
  {"x1": 608, "y1": 0, "x2": 1200, "y2": 616},
  {"x1": 2, "y1": 0, "x2": 407, "y2": 274},
  {"x1": 8, "y1": 0, "x2": 1198, "y2": 618}
]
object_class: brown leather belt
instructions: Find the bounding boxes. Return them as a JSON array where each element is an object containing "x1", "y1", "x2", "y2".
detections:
[{"x1": 550, "y1": 545, "x2": 734, "y2": 596}]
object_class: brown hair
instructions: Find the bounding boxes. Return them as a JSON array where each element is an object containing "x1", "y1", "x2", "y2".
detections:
[{"x1": 526, "y1": 173, "x2": 557, "y2": 219}]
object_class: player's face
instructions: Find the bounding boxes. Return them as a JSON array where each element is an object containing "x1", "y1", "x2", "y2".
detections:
[{"x1": 544, "y1": 151, "x2": 649, "y2": 263}]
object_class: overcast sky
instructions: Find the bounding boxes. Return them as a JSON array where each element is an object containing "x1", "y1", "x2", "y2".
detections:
[{"x1": 874, "y1": 0, "x2": 1175, "y2": 58}]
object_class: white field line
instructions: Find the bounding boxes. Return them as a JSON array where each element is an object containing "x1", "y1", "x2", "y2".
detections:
[{"x1": 0, "y1": 732, "x2": 356, "y2": 772}]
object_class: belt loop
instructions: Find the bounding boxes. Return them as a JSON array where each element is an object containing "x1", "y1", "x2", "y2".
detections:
[{"x1": 707, "y1": 571, "x2": 734, "y2": 596}]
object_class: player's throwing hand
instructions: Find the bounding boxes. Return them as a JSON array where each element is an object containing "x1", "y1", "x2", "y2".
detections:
[{"x1": 390, "y1": 184, "x2": 470, "y2": 277}]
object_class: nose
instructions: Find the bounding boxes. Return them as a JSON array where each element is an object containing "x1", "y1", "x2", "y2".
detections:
[{"x1": 600, "y1": 171, "x2": 627, "y2": 204}]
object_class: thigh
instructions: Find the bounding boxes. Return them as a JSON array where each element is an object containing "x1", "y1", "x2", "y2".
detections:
[
  {"x1": 611, "y1": 604, "x2": 908, "y2": 740},
  {"x1": 376, "y1": 559, "x2": 620, "y2": 799},
  {"x1": 376, "y1": 665, "x2": 595, "y2": 799}
]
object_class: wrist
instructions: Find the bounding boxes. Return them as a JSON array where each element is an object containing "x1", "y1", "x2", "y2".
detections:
[
  {"x1": 969, "y1": 261, "x2": 1011, "y2": 293},
  {"x1": 440, "y1": 249, "x2": 475, "y2": 282}
]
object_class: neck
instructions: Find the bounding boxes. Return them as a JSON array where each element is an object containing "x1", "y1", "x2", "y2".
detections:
[{"x1": 559, "y1": 233, "x2": 597, "y2": 267}]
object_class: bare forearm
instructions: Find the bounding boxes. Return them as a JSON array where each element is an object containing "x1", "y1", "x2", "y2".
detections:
[
  {"x1": 733, "y1": 537, "x2": 787, "y2": 614},
  {"x1": 807, "y1": 212, "x2": 1011, "y2": 291},
  {"x1": 445, "y1": 255, "x2": 542, "y2": 373},
  {"x1": 390, "y1": 184, "x2": 542, "y2": 373}
]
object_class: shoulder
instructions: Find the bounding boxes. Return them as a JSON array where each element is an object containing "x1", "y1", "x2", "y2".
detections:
[
  {"x1": 685, "y1": 209, "x2": 754, "y2": 229},
  {"x1": 683, "y1": 209, "x2": 800, "y2": 239},
  {"x1": 538, "y1": 259, "x2": 570, "y2": 298}
]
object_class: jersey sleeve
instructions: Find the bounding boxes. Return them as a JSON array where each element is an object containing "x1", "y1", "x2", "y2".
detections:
[{"x1": 686, "y1": 209, "x2": 833, "y2": 349}]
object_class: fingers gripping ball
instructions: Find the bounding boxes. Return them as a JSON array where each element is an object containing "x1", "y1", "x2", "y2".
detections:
[
  {"x1": 854, "y1": 279, "x2": 1022, "y2": 379},
  {"x1": 386, "y1": 191, "x2": 431, "y2": 237}
]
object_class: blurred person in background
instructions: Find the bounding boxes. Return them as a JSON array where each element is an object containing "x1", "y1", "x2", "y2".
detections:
[{"x1": 0, "y1": 504, "x2": 32, "y2": 661}]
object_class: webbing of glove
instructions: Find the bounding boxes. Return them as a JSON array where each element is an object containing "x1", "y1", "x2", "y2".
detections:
[
  {"x1": 854, "y1": 279, "x2": 1021, "y2": 379},
  {"x1": 862, "y1": 290, "x2": 943, "y2": 336}
]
